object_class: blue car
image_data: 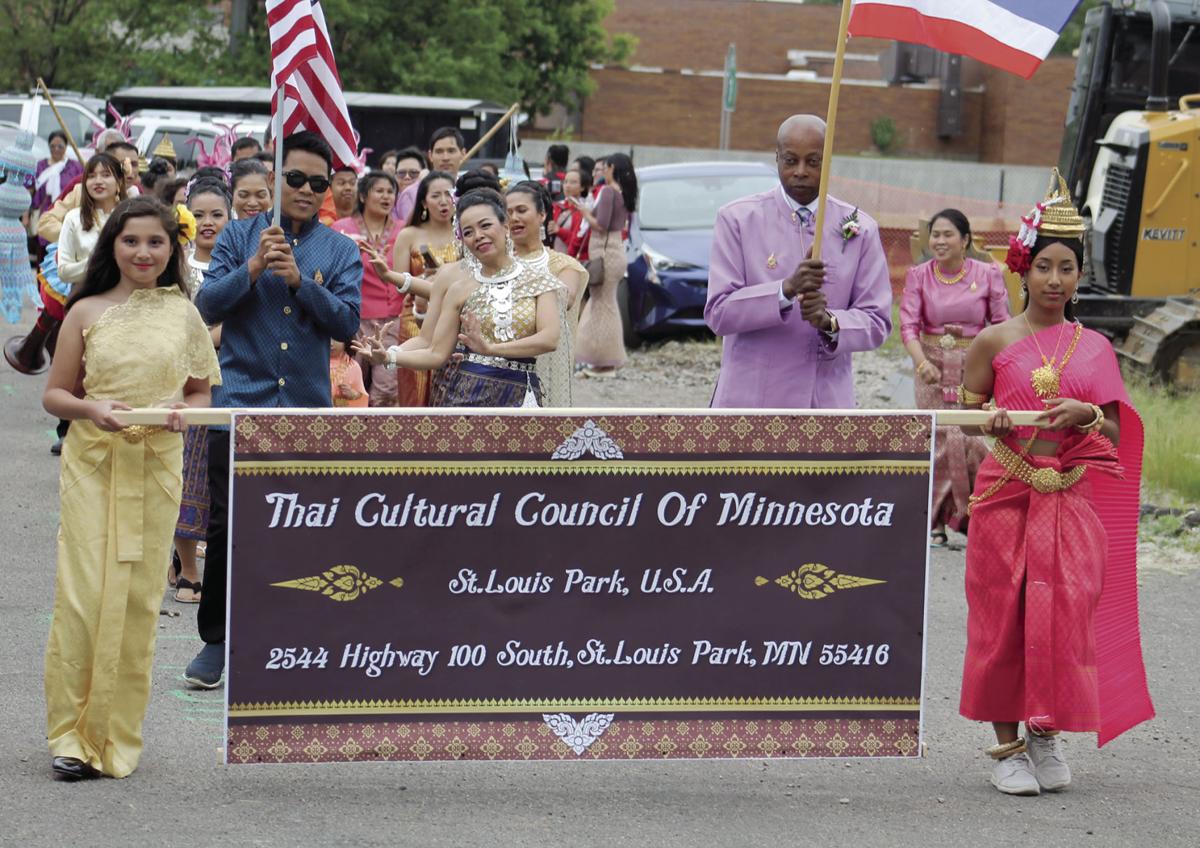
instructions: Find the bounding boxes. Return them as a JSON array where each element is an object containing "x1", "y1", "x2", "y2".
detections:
[{"x1": 620, "y1": 161, "x2": 778, "y2": 344}]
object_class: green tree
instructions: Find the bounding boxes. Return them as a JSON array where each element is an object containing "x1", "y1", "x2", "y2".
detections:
[
  {"x1": 219, "y1": 0, "x2": 634, "y2": 116},
  {"x1": 0, "y1": 1, "x2": 228, "y2": 93},
  {"x1": 0, "y1": 0, "x2": 633, "y2": 118}
]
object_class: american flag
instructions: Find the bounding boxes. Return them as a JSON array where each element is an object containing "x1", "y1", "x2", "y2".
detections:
[{"x1": 266, "y1": 0, "x2": 360, "y2": 170}]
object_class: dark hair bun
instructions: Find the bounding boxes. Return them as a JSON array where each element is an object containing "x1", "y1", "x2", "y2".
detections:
[
  {"x1": 455, "y1": 169, "x2": 502, "y2": 197},
  {"x1": 187, "y1": 177, "x2": 232, "y2": 205},
  {"x1": 455, "y1": 187, "x2": 506, "y2": 221},
  {"x1": 507, "y1": 179, "x2": 551, "y2": 214}
]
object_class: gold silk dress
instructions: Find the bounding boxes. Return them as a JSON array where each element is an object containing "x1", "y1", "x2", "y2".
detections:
[{"x1": 45, "y1": 286, "x2": 221, "y2": 778}]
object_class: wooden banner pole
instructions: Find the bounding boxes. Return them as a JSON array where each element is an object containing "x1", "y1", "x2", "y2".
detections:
[
  {"x1": 36, "y1": 78, "x2": 85, "y2": 164},
  {"x1": 272, "y1": 86, "x2": 284, "y2": 228},
  {"x1": 811, "y1": 0, "x2": 854, "y2": 261},
  {"x1": 460, "y1": 103, "x2": 521, "y2": 162},
  {"x1": 109, "y1": 408, "x2": 1046, "y2": 428}
]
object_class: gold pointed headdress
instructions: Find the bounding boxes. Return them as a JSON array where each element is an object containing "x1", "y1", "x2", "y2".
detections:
[
  {"x1": 1006, "y1": 167, "x2": 1085, "y2": 274},
  {"x1": 1037, "y1": 168, "x2": 1085, "y2": 239},
  {"x1": 152, "y1": 133, "x2": 177, "y2": 160}
]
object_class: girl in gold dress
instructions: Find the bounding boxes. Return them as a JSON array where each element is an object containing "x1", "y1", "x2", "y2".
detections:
[{"x1": 41, "y1": 196, "x2": 221, "y2": 780}]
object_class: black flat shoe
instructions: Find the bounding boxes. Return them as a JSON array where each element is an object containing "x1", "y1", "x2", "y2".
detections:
[{"x1": 51, "y1": 756, "x2": 100, "y2": 781}]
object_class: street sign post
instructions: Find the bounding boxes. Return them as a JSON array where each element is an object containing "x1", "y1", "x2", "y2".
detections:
[{"x1": 720, "y1": 43, "x2": 737, "y2": 150}]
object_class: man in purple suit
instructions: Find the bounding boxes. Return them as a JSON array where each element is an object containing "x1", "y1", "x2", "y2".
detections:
[{"x1": 705, "y1": 115, "x2": 892, "y2": 408}]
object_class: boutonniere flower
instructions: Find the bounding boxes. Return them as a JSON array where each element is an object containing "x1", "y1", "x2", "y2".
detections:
[{"x1": 840, "y1": 208, "x2": 861, "y2": 243}]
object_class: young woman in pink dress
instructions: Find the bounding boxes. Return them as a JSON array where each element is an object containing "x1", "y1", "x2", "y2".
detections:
[{"x1": 956, "y1": 173, "x2": 1153, "y2": 796}]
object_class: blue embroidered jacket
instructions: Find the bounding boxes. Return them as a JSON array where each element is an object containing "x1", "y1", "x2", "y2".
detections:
[{"x1": 197, "y1": 212, "x2": 361, "y2": 413}]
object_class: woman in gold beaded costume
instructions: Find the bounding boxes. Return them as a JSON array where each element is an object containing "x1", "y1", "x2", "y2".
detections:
[
  {"x1": 354, "y1": 188, "x2": 571, "y2": 407},
  {"x1": 505, "y1": 179, "x2": 587, "y2": 314}
]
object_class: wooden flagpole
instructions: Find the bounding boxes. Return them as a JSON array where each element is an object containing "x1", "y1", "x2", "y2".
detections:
[
  {"x1": 36, "y1": 78, "x2": 85, "y2": 164},
  {"x1": 272, "y1": 86, "x2": 285, "y2": 228},
  {"x1": 811, "y1": 0, "x2": 854, "y2": 260},
  {"x1": 460, "y1": 103, "x2": 521, "y2": 162}
]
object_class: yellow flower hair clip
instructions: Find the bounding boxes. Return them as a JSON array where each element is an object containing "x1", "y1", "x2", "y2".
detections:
[{"x1": 174, "y1": 204, "x2": 197, "y2": 245}]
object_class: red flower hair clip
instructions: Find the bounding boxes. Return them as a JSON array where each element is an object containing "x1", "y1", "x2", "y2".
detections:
[{"x1": 1005, "y1": 235, "x2": 1032, "y2": 275}]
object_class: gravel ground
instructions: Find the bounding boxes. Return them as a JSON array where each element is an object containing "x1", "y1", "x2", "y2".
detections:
[{"x1": 572, "y1": 336, "x2": 907, "y2": 409}]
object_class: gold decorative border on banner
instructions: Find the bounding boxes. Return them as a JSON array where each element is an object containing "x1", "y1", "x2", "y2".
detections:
[
  {"x1": 228, "y1": 695, "x2": 921, "y2": 718},
  {"x1": 231, "y1": 411, "x2": 934, "y2": 457},
  {"x1": 233, "y1": 458, "x2": 930, "y2": 477},
  {"x1": 226, "y1": 717, "x2": 922, "y2": 763}
]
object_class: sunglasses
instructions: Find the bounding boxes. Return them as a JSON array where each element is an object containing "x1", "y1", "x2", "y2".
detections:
[
  {"x1": 282, "y1": 170, "x2": 331, "y2": 193},
  {"x1": 396, "y1": 169, "x2": 421, "y2": 179}
]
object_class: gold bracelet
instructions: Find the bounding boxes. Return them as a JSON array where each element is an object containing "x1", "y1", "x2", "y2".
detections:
[
  {"x1": 958, "y1": 385, "x2": 990, "y2": 406},
  {"x1": 1075, "y1": 403, "x2": 1104, "y2": 434}
]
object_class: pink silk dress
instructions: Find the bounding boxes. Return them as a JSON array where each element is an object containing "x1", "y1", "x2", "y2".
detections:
[
  {"x1": 960, "y1": 324, "x2": 1154, "y2": 745},
  {"x1": 901, "y1": 258, "x2": 1009, "y2": 528}
]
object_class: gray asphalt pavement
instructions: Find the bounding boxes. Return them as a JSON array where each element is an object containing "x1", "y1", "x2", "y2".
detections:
[{"x1": 0, "y1": 309, "x2": 1196, "y2": 848}]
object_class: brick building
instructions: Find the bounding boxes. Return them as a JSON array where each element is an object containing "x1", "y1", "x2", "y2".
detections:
[{"x1": 571, "y1": 0, "x2": 1076, "y2": 165}]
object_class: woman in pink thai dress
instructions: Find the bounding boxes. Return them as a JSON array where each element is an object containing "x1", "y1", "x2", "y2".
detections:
[{"x1": 901, "y1": 209, "x2": 1010, "y2": 546}]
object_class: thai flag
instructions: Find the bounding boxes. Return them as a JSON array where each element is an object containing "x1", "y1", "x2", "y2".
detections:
[{"x1": 848, "y1": 0, "x2": 1083, "y2": 79}]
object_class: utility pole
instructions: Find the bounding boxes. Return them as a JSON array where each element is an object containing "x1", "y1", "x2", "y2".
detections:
[{"x1": 230, "y1": 0, "x2": 251, "y2": 53}]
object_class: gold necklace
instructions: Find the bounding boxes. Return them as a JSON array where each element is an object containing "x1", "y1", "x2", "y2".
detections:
[
  {"x1": 933, "y1": 260, "x2": 968, "y2": 285},
  {"x1": 1023, "y1": 313, "x2": 1069, "y2": 398}
]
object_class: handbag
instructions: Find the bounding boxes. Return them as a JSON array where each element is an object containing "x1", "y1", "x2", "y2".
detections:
[{"x1": 585, "y1": 256, "x2": 605, "y2": 287}]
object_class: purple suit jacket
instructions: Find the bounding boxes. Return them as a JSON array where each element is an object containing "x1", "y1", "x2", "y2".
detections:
[{"x1": 705, "y1": 188, "x2": 892, "y2": 408}]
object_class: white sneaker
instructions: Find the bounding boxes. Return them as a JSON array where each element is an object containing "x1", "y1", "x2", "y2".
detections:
[
  {"x1": 1027, "y1": 734, "x2": 1072, "y2": 791},
  {"x1": 991, "y1": 752, "x2": 1041, "y2": 796}
]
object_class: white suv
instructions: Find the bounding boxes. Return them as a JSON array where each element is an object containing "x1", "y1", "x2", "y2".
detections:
[{"x1": 0, "y1": 92, "x2": 104, "y2": 153}]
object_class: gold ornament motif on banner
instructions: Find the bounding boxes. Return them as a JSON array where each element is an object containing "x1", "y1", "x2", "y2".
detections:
[
  {"x1": 755, "y1": 562, "x2": 886, "y2": 600},
  {"x1": 271, "y1": 564, "x2": 404, "y2": 602}
]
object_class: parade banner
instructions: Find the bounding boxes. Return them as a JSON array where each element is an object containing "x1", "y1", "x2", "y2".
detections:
[{"x1": 224, "y1": 410, "x2": 934, "y2": 763}]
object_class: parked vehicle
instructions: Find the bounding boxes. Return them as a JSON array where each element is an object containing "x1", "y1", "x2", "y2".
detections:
[
  {"x1": 0, "y1": 91, "x2": 103, "y2": 155},
  {"x1": 621, "y1": 161, "x2": 777, "y2": 344},
  {"x1": 128, "y1": 110, "x2": 269, "y2": 171},
  {"x1": 108, "y1": 87, "x2": 514, "y2": 163},
  {"x1": 0, "y1": 122, "x2": 50, "y2": 162}
]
